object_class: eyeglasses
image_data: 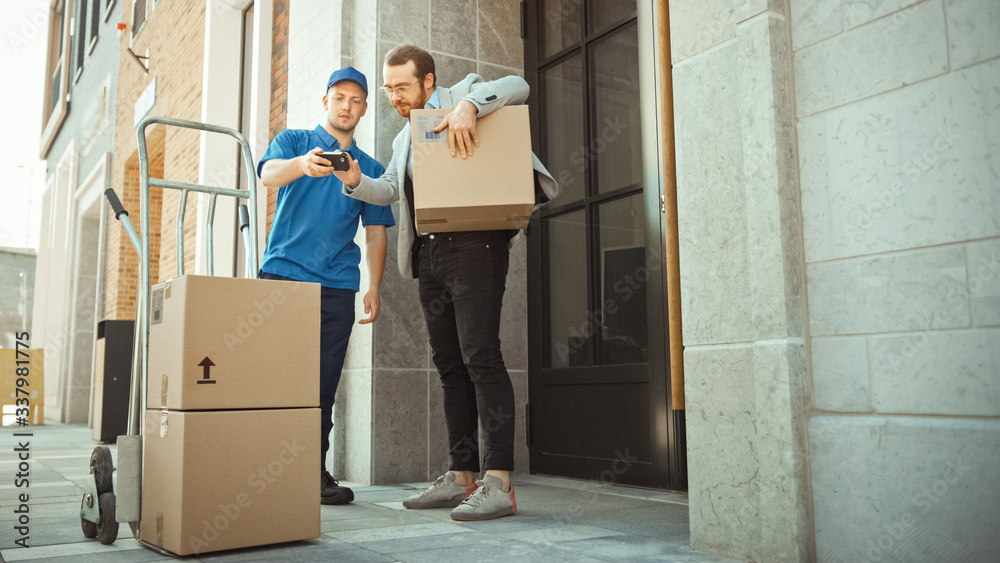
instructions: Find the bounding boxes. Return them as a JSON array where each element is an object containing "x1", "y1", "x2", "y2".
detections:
[{"x1": 378, "y1": 81, "x2": 419, "y2": 98}]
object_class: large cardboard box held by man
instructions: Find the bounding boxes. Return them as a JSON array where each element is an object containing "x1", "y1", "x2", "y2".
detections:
[
  {"x1": 141, "y1": 408, "x2": 320, "y2": 555},
  {"x1": 147, "y1": 275, "x2": 320, "y2": 410},
  {"x1": 410, "y1": 105, "x2": 535, "y2": 232}
]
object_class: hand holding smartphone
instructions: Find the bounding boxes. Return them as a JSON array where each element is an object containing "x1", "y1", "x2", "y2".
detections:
[{"x1": 317, "y1": 151, "x2": 350, "y2": 171}]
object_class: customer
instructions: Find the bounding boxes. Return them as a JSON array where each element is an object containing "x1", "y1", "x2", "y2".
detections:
[{"x1": 335, "y1": 45, "x2": 557, "y2": 520}]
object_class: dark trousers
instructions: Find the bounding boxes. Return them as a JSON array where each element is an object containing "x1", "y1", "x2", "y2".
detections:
[
  {"x1": 260, "y1": 272, "x2": 354, "y2": 470},
  {"x1": 417, "y1": 230, "x2": 514, "y2": 472}
]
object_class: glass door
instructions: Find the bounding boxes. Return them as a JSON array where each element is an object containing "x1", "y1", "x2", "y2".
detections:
[{"x1": 525, "y1": 0, "x2": 683, "y2": 490}]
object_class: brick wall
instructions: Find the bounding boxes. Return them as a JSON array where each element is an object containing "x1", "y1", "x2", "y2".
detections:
[
  {"x1": 267, "y1": 0, "x2": 289, "y2": 236},
  {"x1": 105, "y1": 0, "x2": 207, "y2": 319}
]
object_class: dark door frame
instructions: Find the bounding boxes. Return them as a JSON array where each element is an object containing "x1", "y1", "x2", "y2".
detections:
[{"x1": 523, "y1": 0, "x2": 686, "y2": 491}]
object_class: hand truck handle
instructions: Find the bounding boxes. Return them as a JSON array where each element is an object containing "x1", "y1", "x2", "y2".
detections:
[
  {"x1": 104, "y1": 188, "x2": 129, "y2": 220},
  {"x1": 238, "y1": 204, "x2": 250, "y2": 233},
  {"x1": 104, "y1": 188, "x2": 142, "y2": 257}
]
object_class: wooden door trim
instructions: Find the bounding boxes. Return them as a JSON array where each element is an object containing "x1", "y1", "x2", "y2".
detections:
[{"x1": 656, "y1": 0, "x2": 684, "y2": 410}]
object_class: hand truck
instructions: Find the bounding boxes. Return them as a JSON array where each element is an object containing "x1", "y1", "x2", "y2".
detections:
[{"x1": 79, "y1": 116, "x2": 260, "y2": 549}]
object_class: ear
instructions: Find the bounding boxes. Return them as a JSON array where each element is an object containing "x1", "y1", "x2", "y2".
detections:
[
  {"x1": 322, "y1": 94, "x2": 329, "y2": 109},
  {"x1": 360, "y1": 101, "x2": 368, "y2": 117},
  {"x1": 424, "y1": 72, "x2": 435, "y2": 89}
]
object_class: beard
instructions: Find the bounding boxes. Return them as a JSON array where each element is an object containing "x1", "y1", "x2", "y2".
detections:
[
  {"x1": 330, "y1": 113, "x2": 360, "y2": 134},
  {"x1": 393, "y1": 83, "x2": 428, "y2": 118},
  {"x1": 331, "y1": 119, "x2": 357, "y2": 134}
]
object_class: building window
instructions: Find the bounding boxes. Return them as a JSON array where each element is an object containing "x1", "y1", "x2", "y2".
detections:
[
  {"x1": 40, "y1": 0, "x2": 74, "y2": 158},
  {"x1": 103, "y1": 0, "x2": 116, "y2": 23},
  {"x1": 89, "y1": 0, "x2": 100, "y2": 53},
  {"x1": 75, "y1": 0, "x2": 88, "y2": 81},
  {"x1": 132, "y1": 0, "x2": 146, "y2": 39}
]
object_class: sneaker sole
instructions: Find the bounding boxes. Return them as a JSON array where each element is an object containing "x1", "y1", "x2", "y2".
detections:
[
  {"x1": 403, "y1": 498, "x2": 465, "y2": 509},
  {"x1": 450, "y1": 507, "x2": 515, "y2": 521}
]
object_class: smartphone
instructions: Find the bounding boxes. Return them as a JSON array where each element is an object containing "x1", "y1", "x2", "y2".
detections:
[{"x1": 317, "y1": 151, "x2": 350, "y2": 171}]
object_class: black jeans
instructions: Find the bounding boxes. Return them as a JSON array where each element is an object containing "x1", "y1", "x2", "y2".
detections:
[
  {"x1": 418, "y1": 230, "x2": 514, "y2": 472},
  {"x1": 259, "y1": 272, "x2": 354, "y2": 470}
]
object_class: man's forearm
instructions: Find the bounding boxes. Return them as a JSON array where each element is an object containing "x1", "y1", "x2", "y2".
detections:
[
  {"x1": 261, "y1": 157, "x2": 305, "y2": 189},
  {"x1": 343, "y1": 168, "x2": 401, "y2": 206},
  {"x1": 365, "y1": 225, "x2": 388, "y2": 292},
  {"x1": 464, "y1": 75, "x2": 530, "y2": 117}
]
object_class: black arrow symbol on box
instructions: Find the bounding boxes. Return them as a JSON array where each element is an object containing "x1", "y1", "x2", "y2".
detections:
[{"x1": 197, "y1": 357, "x2": 217, "y2": 384}]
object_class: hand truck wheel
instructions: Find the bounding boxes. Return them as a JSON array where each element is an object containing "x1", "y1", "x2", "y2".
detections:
[
  {"x1": 96, "y1": 492, "x2": 119, "y2": 545},
  {"x1": 80, "y1": 496, "x2": 98, "y2": 538},
  {"x1": 90, "y1": 446, "x2": 114, "y2": 495}
]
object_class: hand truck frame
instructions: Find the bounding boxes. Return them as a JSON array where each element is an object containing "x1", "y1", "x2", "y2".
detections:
[{"x1": 80, "y1": 115, "x2": 260, "y2": 550}]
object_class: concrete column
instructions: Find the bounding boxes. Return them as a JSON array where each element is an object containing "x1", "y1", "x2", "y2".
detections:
[{"x1": 670, "y1": 1, "x2": 812, "y2": 560}]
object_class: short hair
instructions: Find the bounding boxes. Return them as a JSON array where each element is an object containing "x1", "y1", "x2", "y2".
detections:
[{"x1": 384, "y1": 44, "x2": 436, "y2": 87}]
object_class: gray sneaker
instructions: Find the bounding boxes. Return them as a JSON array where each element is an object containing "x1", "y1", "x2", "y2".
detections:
[
  {"x1": 403, "y1": 472, "x2": 477, "y2": 509},
  {"x1": 450, "y1": 474, "x2": 517, "y2": 521}
]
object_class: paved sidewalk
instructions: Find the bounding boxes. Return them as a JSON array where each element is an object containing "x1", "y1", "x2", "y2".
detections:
[{"x1": 0, "y1": 423, "x2": 734, "y2": 562}]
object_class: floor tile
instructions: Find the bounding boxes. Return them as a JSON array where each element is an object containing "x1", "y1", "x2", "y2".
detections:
[{"x1": 0, "y1": 423, "x2": 713, "y2": 562}]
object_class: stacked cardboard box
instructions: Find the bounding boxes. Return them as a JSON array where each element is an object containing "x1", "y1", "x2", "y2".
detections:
[{"x1": 141, "y1": 275, "x2": 321, "y2": 556}]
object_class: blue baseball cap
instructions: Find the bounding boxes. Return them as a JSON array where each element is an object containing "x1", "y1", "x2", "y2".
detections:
[{"x1": 326, "y1": 66, "x2": 368, "y2": 97}]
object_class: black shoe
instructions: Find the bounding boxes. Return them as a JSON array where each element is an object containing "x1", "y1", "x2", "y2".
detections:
[{"x1": 321, "y1": 470, "x2": 354, "y2": 505}]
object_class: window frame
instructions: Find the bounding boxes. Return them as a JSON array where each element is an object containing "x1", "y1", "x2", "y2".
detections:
[
  {"x1": 75, "y1": 0, "x2": 89, "y2": 82},
  {"x1": 40, "y1": 0, "x2": 74, "y2": 158},
  {"x1": 88, "y1": 0, "x2": 100, "y2": 54},
  {"x1": 131, "y1": 0, "x2": 147, "y2": 42}
]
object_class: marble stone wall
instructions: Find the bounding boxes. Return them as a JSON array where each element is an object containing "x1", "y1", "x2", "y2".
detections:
[
  {"x1": 671, "y1": 0, "x2": 999, "y2": 559},
  {"x1": 328, "y1": 0, "x2": 530, "y2": 485},
  {"x1": 670, "y1": 0, "x2": 812, "y2": 561},
  {"x1": 792, "y1": 0, "x2": 1000, "y2": 560}
]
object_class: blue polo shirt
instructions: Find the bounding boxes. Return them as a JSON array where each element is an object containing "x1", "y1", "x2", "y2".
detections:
[{"x1": 257, "y1": 125, "x2": 395, "y2": 290}]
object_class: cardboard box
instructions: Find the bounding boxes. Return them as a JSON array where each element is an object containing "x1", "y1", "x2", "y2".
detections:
[
  {"x1": 141, "y1": 407, "x2": 320, "y2": 556},
  {"x1": 148, "y1": 275, "x2": 320, "y2": 410},
  {"x1": 410, "y1": 105, "x2": 535, "y2": 232}
]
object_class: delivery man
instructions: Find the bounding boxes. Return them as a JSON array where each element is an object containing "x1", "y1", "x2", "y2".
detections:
[
  {"x1": 257, "y1": 66, "x2": 394, "y2": 505},
  {"x1": 335, "y1": 45, "x2": 558, "y2": 521}
]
